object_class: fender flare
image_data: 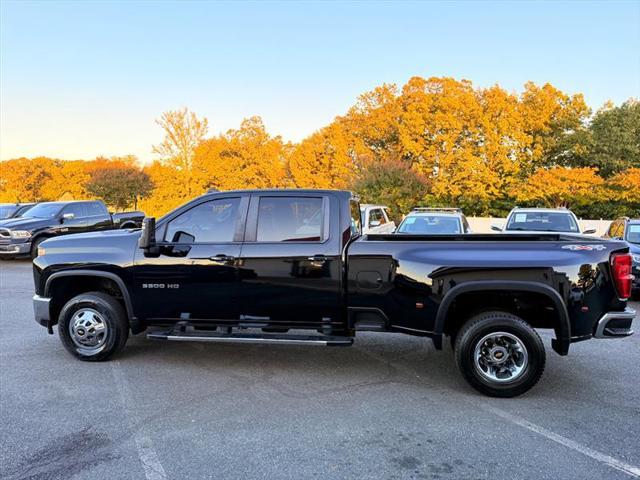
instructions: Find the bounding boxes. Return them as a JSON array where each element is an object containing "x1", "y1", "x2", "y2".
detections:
[
  {"x1": 434, "y1": 280, "x2": 571, "y2": 355},
  {"x1": 44, "y1": 270, "x2": 135, "y2": 323}
]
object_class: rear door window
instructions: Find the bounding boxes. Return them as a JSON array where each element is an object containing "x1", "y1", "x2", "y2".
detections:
[
  {"x1": 256, "y1": 197, "x2": 325, "y2": 242},
  {"x1": 86, "y1": 202, "x2": 107, "y2": 216},
  {"x1": 63, "y1": 203, "x2": 86, "y2": 218}
]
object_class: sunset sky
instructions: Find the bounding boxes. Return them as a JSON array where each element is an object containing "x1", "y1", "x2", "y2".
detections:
[{"x1": 1, "y1": 0, "x2": 639, "y2": 164}]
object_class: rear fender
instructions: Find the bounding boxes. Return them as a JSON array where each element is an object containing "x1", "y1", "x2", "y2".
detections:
[{"x1": 434, "y1": 280, "x2": 571, "y2": 355}]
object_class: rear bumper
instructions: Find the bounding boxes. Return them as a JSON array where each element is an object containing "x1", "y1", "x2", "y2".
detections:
[
  {"x1": 593, "y1": 308, "x2": 635, "y2": 339},
  {"x1": 33, "y1": 295, "x2": 52, "y2": 327},
  {"x1": 0, "y1": 242, "x2": 31, "y2": 256}
]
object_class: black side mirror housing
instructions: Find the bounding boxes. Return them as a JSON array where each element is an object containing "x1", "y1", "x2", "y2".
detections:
[{"x1": 138, "y1": 217, "x2": 156, "y2": 250}]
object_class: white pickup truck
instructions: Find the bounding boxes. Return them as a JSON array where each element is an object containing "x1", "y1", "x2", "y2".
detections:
[{"x1": 360, "y1": 204, "x2": 396, "y2": 234}]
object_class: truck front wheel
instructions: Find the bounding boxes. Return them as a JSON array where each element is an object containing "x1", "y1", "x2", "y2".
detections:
[
  {"x1": 58, "y1": 292, "x2": 129, "y2": 361},
  {"x1": 454, "y1": 311, "x2": 545, "y2": 397}
]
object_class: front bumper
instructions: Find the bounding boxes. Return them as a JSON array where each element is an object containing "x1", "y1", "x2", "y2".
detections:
[
  {"x1": 33, "y1": 295, "x2": 52, "y2": 327},
  {"x1": 0, "y1": 241, "x2": 31, "y2": 256},
  {"x1": 593, "y1": 308, "x2": 635, "y2": 339}
]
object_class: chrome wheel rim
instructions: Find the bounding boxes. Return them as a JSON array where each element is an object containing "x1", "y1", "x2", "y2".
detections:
[
  {"x1": 473, "y1": 331, "x2": 528, "y2": 383},
  {"x1": 69, "y1": 308, "x2": 108, "y2": 353}
]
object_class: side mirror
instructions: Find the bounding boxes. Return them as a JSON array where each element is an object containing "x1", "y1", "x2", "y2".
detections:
[
  {"x1": 583, "y1": 228, "x2": 597, "y2": 235},
  {"x1": 138, "y1": 217, "x2": 156, "y2": 250},
  {"x1": 62, "y1": 213, "x2": 75, "y2": 221},
  {"x1": 490, "y1": 223, "x2": 503, "y2": 232},
  {"x1": 369, "y1": 220, "x2": 381, "y2": 227}
]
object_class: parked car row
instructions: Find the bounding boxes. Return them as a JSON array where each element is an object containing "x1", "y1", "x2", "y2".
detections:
[{"x1": 0, "y1": 200, "x2": 144, "y2": 259}]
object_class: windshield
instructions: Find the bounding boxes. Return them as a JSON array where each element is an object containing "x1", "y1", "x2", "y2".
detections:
[
  {"x1": 21, "y1": 203, "x2": 63, "y2": 218},
  {"x1": 627, "y1": 224, "x2": 640, "y2": 245},
  {"x1": 397, "y1": 215, "x2": 461, "y2": 234},
  {"x1": 0, "y1": 205, "x2": 18, "y2": 219},
  {"x1": 506, "y1": 211, "x2": 579, "y2": 233}
]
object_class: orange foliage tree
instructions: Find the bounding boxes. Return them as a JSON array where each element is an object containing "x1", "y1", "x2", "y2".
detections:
[
  {"x1": 193, "y1": 117, "x2": 289, "y2": 192},
  {"x1": 1, "y1": 77, "x2": 637, "y2": 219},
  {"x1": 514, "y1": 167, "x2": 605, "y2": 208},
  {"x1": 288, "y1": 122, "x2": 356, "y2": 189}
]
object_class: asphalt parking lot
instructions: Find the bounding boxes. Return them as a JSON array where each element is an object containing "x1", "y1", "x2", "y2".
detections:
[{"x1": 1, "y1": 259, "x2": 639, "y2": 480}]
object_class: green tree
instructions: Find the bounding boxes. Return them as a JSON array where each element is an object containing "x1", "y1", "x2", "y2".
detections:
[
  {"x1": 351, "y1": 159, "x2": 428, "y2": 221},
  {"x1": 588, "y1": 100, "x2": 640, "y2": 177},
  {"x1": 86, "y1": 165, "x2": 154, "y2": 210}
]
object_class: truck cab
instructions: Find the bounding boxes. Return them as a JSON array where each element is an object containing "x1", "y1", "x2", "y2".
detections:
[{"x1": 360, "y1": 204, "x2": 396, "y2": 234}]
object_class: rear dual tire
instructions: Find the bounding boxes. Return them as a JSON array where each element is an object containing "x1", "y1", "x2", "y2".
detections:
[{"x1": 454, "y1": 311, "x2": 545, "y2": 398}]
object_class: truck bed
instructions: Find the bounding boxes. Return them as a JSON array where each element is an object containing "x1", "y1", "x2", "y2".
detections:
[{"x1": 364, "y1": 233, "x2": 603, "y2": 242}]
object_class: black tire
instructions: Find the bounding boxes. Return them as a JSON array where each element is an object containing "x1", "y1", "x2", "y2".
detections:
[
  {"x1": 30, "y1": 237, "x2": 46, "y2": 259},
  {"x1": 58, "y1": 292, "x2": 129, "y2": 361},
  {"x1": 454, "y1": 311, "x2": 545, "y2": 398}
]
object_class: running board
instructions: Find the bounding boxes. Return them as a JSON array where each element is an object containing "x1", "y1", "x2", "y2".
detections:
[{"x1": 147, "y1": 330, "x2": 353, "y2": 346}]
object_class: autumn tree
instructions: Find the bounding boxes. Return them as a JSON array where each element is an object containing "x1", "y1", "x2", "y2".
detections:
[
  {"x1": 0, "y1": 157, "x2": 56, "y2": 201},
  {"x1": 288, "y1": 122, "x2": 356, "y2": 189},
  {"x1": 193, "y1": 116, "x2": 289, "y2": 191},
  {"x1": 86, "y1": 164, "x2": 154, "y2": 210},
  {"x1": 139, "y1": 161, "x2": 192, "y2": 217},
  {"x1": 341, "y1": 83, "x2": 402, "y2": 159},
  {"x1": 519, "y1": 82, "x2": 591, "y2": 172},
  {"x1": 514, "y1": 166, "x2": 604, "y2": 209},
  {"x1": 41, "y1": 160, "x2": 90, "y2": 201},
  {"x1": 352, "y1": 158, "x2": 428, "y2": 221},
  {"x1": 152, "y1": 108, "x2": 208, "y2": 196}
]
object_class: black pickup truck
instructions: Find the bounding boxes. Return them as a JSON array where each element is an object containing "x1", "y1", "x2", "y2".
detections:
[
  {"x1": 0, "y1": 202, "x2": 36, "y2": 220},
  {"x1": 32, "y1": 189, "x2": 635, "y2": 397},
  {"x1": 0, "y1": 200, "x2": 144, "y2": 259}
]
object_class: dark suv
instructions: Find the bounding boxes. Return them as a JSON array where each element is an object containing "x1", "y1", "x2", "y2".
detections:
[{"x1": 604, "y1": 217, "x2": 640, "y2": 297}]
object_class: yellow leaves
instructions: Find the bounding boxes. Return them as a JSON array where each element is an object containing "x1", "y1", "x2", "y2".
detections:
[
  {"x1": 0, "y1": 157, "x2": 90, "y2": 202},
  {"x1": 608, "y1": 168, "x2": 640, "y2": 203},
  {"x1": 193, "y1": 116, "x2": 289, "y2": 192},
  {"x1": 288, "y1": 122, "x2": 355, "y2": 189},
  {"x1": 515, "y1": 167, "x2": 605, "y2": 207},
  {"x1": 0, "y1": 78, "x2": 635, "y2": 219}
]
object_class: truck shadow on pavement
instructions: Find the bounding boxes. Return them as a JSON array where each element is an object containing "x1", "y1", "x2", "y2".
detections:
[{"x1": 110, "y1": 330, "x2": 585, "y2": 402}]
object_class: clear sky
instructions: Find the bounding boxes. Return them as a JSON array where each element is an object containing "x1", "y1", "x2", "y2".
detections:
[{"x1": 1, "y1": 0, "x2": 639, "y2": 163}]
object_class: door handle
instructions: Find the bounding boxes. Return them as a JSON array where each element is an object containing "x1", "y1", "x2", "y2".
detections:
[
  {"x1": 209, "y1": 254, "x2": 235, "y2": 263},
  {"x1": 307, "y1": 255, "x2": 328, "y2": 263}
]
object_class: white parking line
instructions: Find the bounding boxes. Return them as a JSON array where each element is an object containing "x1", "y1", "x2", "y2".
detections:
[
  {"x1": 111, "y1": 361, "x2": 167, "y2": 480},
  {"x1": 483, "y1": 405, "x2": 640, "y2": 479}
]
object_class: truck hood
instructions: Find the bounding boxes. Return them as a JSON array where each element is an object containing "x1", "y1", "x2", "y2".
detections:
[
  {"x1": 0, "y1": 216, "x2": 55, "y2": 230},
  {"x1": 37, "y1": 229, "x2": 141, "y2": 266}
]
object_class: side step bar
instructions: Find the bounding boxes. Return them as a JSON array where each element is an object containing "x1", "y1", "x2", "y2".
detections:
[{"x1": 147, "y1": 330, "x2": 354, "y2": 347}]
